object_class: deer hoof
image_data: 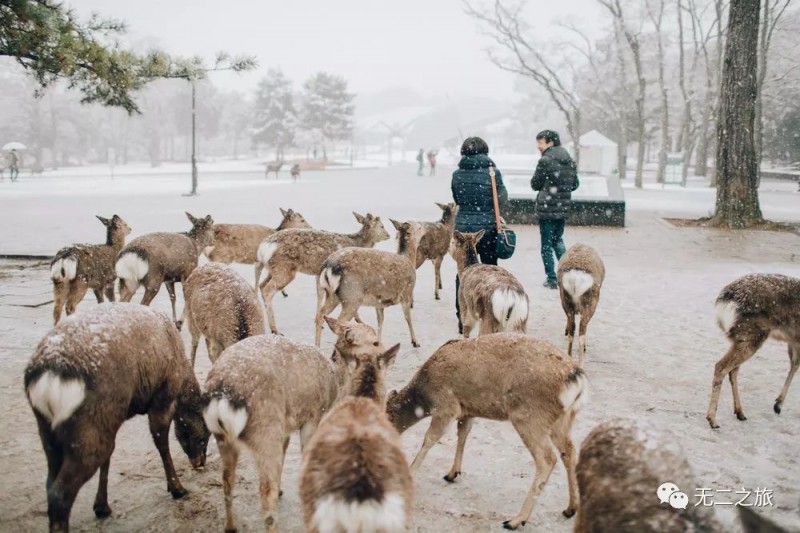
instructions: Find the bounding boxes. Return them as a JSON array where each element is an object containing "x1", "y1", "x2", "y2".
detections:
[
  {"x1": 706, "y1": 416, "x2": 719, "y2": 429},
  {"x1": 502, "y1": 519, "x2": 524, "y2": 530},
  {"x1": 170, "y1": 487, "x2": 188, "y2": 499},
  {"x1": 412, "y1": 341, "x2": 420, "y2": 348},
  {"x1": 174, "y1": 320, "x2": 183, "y2": 331},
  {"x1": 774, "y1": 402, "x2": 782, "y2": 414},
  {"x1": 562, "y1": 508, "x2": 576, "y2": 518},
  {"x1": 443, "y1": 472, "x2": 459, "y2": 483},
  {"x1": 93, "y1": 503, "x2": 112, "y2": 518},
  {"x1": 735, "y1": 410, "x2": 747, "y2": 421}
]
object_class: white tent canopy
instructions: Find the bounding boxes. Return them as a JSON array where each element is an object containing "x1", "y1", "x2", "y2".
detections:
[{"x1": 566, "y1": 130, "x2": 617, "y2": 176}]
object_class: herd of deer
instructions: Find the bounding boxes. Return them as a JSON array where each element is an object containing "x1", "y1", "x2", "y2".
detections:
[{"x1": 23, "y1": 202, "x2": 799, "y2": 532}]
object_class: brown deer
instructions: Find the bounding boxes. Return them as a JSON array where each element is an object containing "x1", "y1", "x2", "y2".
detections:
[
  {"x1": 25, "y1": 304, "x2": 209, "y2": 532},
  {"x1": 256, "y1": 212, "x2": 390, "y2": 336},
  {"x1": 265, "y1": 161, "x2": 284, "y2": 178},
  {"x1": 181, "y1": 263, "x2": 265, "y2": 367},
  {"x1": 575, "y1": 418, "x2": 722, "y2": 532},
  {"x1": 449, "y1": 230, "x2": 529, "y2": 337},
  {"x1": 315, "y1": 219, "x2": 423, "y2": 348},
  {"x1": 203, "y1": 318, "x2": 384, "y2": 533},
  {"x1": 706, "y1": 274, "x2": 800, "y2": 428},
  {"x1": 557, "y1": 244, "x2": 605, "y2": 364},
  {"x1": 291, "y1": 164, "x2": 301, "y2": 181},
  {"x1": 205, "y1": 208, "x2": 311, "y2": 287},
  {"x1": 50, "y1": 215, "x2": 131, "y2": 324},
  {"x1": 300, "y1": 340, "x2": 412, "y2": 533},
  {"x1": 414, "y1": 202, "x2": 459, "y2": 300},
  {"x1": 115, "y1": 212, "x2": 214, "y2": 325},
  {"x1": 386, "y1": 333, "x2": 587, "y2": 530}
]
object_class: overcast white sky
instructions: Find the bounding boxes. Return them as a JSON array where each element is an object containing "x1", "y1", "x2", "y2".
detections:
[{"x1": 68, "y1": 0, "x2": 604, "y2": 100}]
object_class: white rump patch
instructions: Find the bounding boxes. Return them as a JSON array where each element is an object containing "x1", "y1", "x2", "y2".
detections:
[
  {"x1": 491, "y1": 289, "x2": 529, "y2": 331},
  {"x1": 313, "y1": 493, "x2": 406, "y2": 533},
  {"x1": 50, "y1": 257, "x2": 78, "y2": 282},
  {"x1": 320, "y1": 266, "x2": 342, "y2": 295},
  {"x1": 715, "y1": 301, "x2": 738, "y2": 334},
  {"x1": 256, "y1": 242, "x2": 277, "y2": 267},
  {"x1": 561, "y1": 270, "x2": 594, "y2": 305},
  {"x1": 115, "y1": 253, "x2": 149, "y2": 282},
  {"x1": 27, "y1": 371, "x2": 86, "y2": 429},
  {"x1": 560, "y1": 372, "x2": 589, "y2": 413},
  {"x1": 203, "y1": 397, "x2": 248, "y2": 440}
]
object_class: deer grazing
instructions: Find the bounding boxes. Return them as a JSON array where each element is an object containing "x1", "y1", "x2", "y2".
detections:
[
  {"x1": 291, "y1": 164, "x2": 301, "y2": 181},
  {"x1": 386, "y1": 333, "x2": 587, "y2": 530},
  {"x1": 300, "y1": 339, "x2": 412, "y2": 533},
  {"x1": 25, "y1": 304, "x2": 210, "y2": 532},
  {"x1": 316, "y1": 219, "x2": 423, "y2": 348},
  {"x1": 256, "y1": 212, "x2": 390, "y2": 336},
  {"x1": 706, "y1": 273, "x2": 800, "y2": 429},
  {"x1": 205, "y1": 208, "x2": 311, "y2": 286},
  {"x1": 414, "y1": 202, "x2": 459, "y2": 300},
  {"x1": 203, "y1": 318, "x2": 385, "y2": 533},
  {"x1": 115, "y1": 212, "x2": 214, "y2": 325},
  {"x1": 181, "y1": 263, "x2": 265, "y2": 367},
  {"x1": 575, "y1": 418, "x2": 722, "y2": 532},
  {"x1": 449, "y1": 231, "x2": 529, "y2": 337},
  {"x1": 265, "y1": 161, "x2": 284, "y2": 178},
  {"x1": 50, "y1": 215, "x2": 131, "y2": 324},
  {"x1": 556, "y1": 244, "x2": 605, "y2": 364}
]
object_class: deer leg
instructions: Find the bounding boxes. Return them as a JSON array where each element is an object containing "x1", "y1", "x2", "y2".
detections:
[
  {"x1": 376, "y1": 307, "x2": 385, "y2": 339},
  {"x1": 253, "y1": 439, "x2": 285, "y2": 533},
  {"x1": 93, "y1": 451, "x2": 114, "y2": 518},
  {"x1": 503, "y1": 418, "x2": 558, "y2": 530},
  {"x1": 260, "y1": 270, "x2": 295, "y2": 336},
  {"x1": 444, "y1": 417, "x2": 474, "y2": 483},
  {"x1": 550, "y1": 411, "x2": 579, "y2": 518},
  {"x1": 577, "y1": 300, "x2": 599, "y2": 366},
  {"x1": 775, "y1": 344, "x2": 800, "y2": 414},
  {"x1": 189, "y1": 330, "x2": 200, "y2": 369},
  {"x1": 565, "y1": 311, "x2": 576, "y2": 358},
  {"x1": 314, "y1": 291, "x2": 341, "y2": 347},
  {"x1": 139, "y1": 278, "x2": 161, "y2": 307},
  {"x1": 218, "y1": 437, "x2": 240, "y2": 533},
  {"x1": 148, "y1": 406, "x2": 186, "y2": 498},
  {"x1": 254, "y1": 263, "x2": 263, "y2": 289},
  {"x1": 118, "y1": 278, "x2": 138, "y2": 302},
  {"x1": 706, "y1": 335, "x2": 765, "y2": 429},
  {"x1": 35, "y1": 414, "x2": 63, "y2": 492},
  {"x1": 410, "y1": 413, "x2": 452, "y2": 474},
  {"x1": 93, "y1": 289, "x2": 104, "y2": 304},
  {"x1": 299, "y1": 420, "x2": 319, "y2": 453},
  {"x1": 729, "y1": 367, "x2": 746, "y2": 420},
  {"x1": 65, "y1": 279, "x2": 89, "y2": 316},
  {"x1": 401, "y1": 301, "x2": 420, "y2": 347},
  {"x1": 52, "y1": 281, "x2": 68, "y2": 325},
  {"x1": 48, "y1": 448, "x2": 108, "y2": 533},
  {"x1": 208, "y1": 339, "x2": 225, "y2": 363},
  {"x1": 104, "y1": 283, "x2": 115, "y2": 302},
  {"x1": 164, "y1": 281, "x2": 178, "y2": 324},
  {"x1": 433, "y1": 256, "x2": 444, "y2": 299}
]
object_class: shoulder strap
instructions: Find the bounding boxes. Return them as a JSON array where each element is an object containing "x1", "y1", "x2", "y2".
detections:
[{"x1": 489, "y1": 166, "x2": 503, "y2": 232}]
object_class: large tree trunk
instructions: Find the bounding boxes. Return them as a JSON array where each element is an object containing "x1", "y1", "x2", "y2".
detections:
[
  {"x1": 614, "y1": 20, "x2": 628, "y2": 180},
  {"x1": 710, "y1": 0, "x2": 762, "y2": 228},
  {"x1": 567, "y1": 109, "x2": 581, "y2": 168}
]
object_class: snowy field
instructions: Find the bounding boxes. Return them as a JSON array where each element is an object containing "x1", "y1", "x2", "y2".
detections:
[{"x1": 1, "y1": 164, "x2": 799, "y2": 532}]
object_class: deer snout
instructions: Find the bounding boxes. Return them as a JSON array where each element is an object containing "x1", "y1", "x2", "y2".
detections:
[{"x1": 190, "y1": 452, "x2": 206, "y2": 470}]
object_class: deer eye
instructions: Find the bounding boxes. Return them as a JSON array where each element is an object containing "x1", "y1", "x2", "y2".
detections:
[{"x1": 373, "y1": 342, "x2": 380, "y2": 347}]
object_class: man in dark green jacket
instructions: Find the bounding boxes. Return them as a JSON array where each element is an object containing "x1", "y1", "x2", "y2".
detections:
[{"x1": 531, "y1": 130, "x2": 579, "y2": 289}]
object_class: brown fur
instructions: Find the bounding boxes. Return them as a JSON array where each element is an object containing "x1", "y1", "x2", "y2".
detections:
[
  {"x1": 557, "y1": 244, "x2": 606, "y2": 364},
  {"x1": 206, "y1": 208, "x2": 311, "y2": 286},
  {"x1": 24, "y1": 304, "x2": 210, "y2": 532},
  {"x1": 203, "y1": 318, "x2": 384, "y2": 533},
  {"x1": 50, "y1": 215, "x2": 131, "y2": 324},
  {"x1": 706, "y1": 274, "x2": 800, "y2": 428},
  {"x1": 257, "y1": 212, "x2": 390, "y2": 335},
  {"x1": 315, "y1": 219, "x2": 423, "y2": 348},
  {"x1": 300, "y1": 344, "x2": 413, "y2": 533},
  {"x1": 266, "y1": 161, "x2": 284, "y2": 178},
  {"x1": 116, "y1": 212, "x2": 214, "y2": 324},
  {"x1": 182, "y1": 263, "x2": 266, "y2": 368},
  {"x1": 414, "y1": 202, "x2": 459, "y2": 300},
  {"x1": 575, "y1": 418, "x2": 722, "y2": 533},
  {"x1": 386, "y1": 333, "x2": 587, "y2": 530},
  {"x1": 450, "y1": 231, "x2": 529, "y2": 337}
]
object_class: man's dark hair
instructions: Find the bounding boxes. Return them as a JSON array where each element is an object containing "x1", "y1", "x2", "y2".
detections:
[
  {"x1": 536, "y1": 130, "x2": 561, "y2": 147},
  {"x1": 460, "y1": 136, "x2": 489, "y2": 156}
]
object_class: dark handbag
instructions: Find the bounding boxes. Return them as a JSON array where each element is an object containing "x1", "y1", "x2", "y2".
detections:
[{"x1": 489, "y1": 166, "x2": 516, "y2": 260}]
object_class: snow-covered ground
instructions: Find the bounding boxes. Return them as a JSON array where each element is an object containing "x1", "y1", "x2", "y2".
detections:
[{"x1": 1, "y1": 164, "x2": 799, "y2": 532}]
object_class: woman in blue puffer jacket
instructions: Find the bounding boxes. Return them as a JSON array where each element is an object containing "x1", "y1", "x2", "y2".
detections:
[{"x1": 451, "y1": 136, "x2": 508, "y2": 332}]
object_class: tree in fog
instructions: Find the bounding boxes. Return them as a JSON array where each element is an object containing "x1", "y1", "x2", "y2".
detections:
[
  {"x1": 299, "y1": 72, "x2": 355, "y2": 160},
  {"x1": 710, "y1": 0, "x2": 762, "y2": 227},
  {"x1": 252, "y1": 69, "x2": 297, "y2": 160}
]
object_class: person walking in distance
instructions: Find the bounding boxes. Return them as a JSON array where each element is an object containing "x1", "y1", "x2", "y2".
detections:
[
  {"x1": 8, "y1": 149, "x2": 20, "y2": 182},
  {"x1": 451, "y1": 136, "x2": 508, "y2": 333},
  {"x1": 427, "y1": 149, "x2": 438, "y2": 176},
  {"x1": 416, "y1": 148, "x2": 425, "y2": 176},
  {"x1": 531, "y1": 130, "x2": 579, "y2": 289}
]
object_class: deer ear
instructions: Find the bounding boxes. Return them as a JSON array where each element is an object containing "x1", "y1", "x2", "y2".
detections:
[
  {"x1": 474, "y1": 230, "x2": 486, "y2": 244},
  {"x1": 324, "y1": 316, "x2": 345, "y2": 336},
  {"x1": 380, "y1": 344, "x2": 401, "y2": 368},
  {"x1": 96, "y1": 215, "x2": 111, "y2": 226},
  {"x1": 205, "y1": 215, "x2": 213, "y2": 225},
  {"x1": 186, "y1": 212, "x2": 198, "y2": 224},
  {"x1": 435, "y1": 202, "x2": 446, "y2": 210},
  {"x1": 390, "y1": 219, "x2": 403, "y2": 231},
  {"x1": 453, "y1": 231, "x2": 465, "y2": 242},
  {"x1": 279, "y1": 208, "x2": 289, "y2": 217},
  {"x1": 353, "y1": 212, "x2": 366, "y2": 224}
]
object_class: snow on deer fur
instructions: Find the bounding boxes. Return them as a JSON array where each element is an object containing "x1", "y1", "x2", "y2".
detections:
[
  {"x1": 202, "y1": 318, "x2": 385, "y2": 533},
  {"x1": 25, "y1": 303, "x2": 209, "y2": 532},
  {"x1": 50, "y1": 215, "x2": 131, "y2": 324},
  {"x1": 386, "y1": 333, "x2": 587, "y2": 530},
  {"x1": 557, "y1": 244, "x2": 606, "y2": 364}
]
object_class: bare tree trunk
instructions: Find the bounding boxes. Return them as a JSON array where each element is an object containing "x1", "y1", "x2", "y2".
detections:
[
  {"x1": 613, "y1": 20, "x2": 628, "y2": 180},
  {"x1": 709, "y1": 0, "x2": 726, "y2": 187},
  {"x1": 649, "y1": 0, "x2": 669, "y2": 184},
  {"x1": 711, "y1": 0, "x2": 762, "y2": 228}
]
